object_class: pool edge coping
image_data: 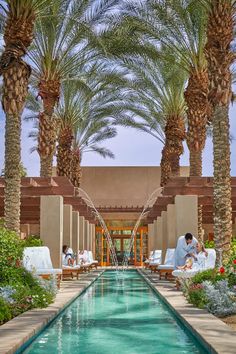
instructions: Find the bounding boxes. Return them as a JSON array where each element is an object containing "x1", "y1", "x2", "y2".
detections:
[
  {"x1": 138, "y1": 269, "x2": 236, "y2": 354},
  {"x1": 0, "y1": 269, "x2": 105, "y2": 354}
]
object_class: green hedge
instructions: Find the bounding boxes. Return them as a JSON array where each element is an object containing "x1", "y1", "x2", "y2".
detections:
[{"x1": 0, "y1": 227, "x2": 56, "y2": 325}]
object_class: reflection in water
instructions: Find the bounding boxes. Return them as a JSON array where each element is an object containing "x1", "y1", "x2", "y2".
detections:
[{"x1": 23, "y1": 271, "x2": 207, "y2": 354}]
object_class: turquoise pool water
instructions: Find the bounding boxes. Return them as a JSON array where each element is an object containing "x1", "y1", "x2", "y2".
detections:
[{"x1": 21, "y1": 271, "x2": 207, "y2": 354}]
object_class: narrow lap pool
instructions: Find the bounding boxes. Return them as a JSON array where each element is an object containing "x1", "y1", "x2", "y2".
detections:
[{"x1": 20, "y1": 271, "x2": 207, "y2": 354}]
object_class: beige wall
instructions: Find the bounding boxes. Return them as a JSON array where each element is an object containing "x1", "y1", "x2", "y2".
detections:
[{"x1": 80, "y1": 166, "x2": 189, "y2": 207}]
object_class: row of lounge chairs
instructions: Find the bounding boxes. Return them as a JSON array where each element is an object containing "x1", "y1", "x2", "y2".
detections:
[
  {"x1": 23, "y1": 247, "x2": 98, "y2": 287},
  {"x1": 145, "y1": 248, "x2": 216, "y2": 280}
]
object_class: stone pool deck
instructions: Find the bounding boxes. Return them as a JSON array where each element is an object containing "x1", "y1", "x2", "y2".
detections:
[
  {"x1": 139, "y1": 269, "x2": 236, "y2": 354},
  {"x1": 0, "y1": 269, "x2": 104, "y2": 354}
]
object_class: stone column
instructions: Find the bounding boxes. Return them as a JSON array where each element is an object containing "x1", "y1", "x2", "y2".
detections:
[
  {"x1": 91, "y1": 224, "x2": 96, "y2": 255},
  {"x1": 166, "y1": 204, "x2": 176, "y2": 248},
  {"x1": 90, "y1": 224, "x2": 94, "y2": 251},
  {"x1": 155, "y1": 217, "x2": 163, "y2": 250},
  {"x1": 63, "y1": 205, "x2": 72, "y2": 248},
  {"x1": 84, "y1": 220, "x2": 90, "y2": 250},
  {"x1": 72, "y1": 211, "x2": 80, "y2": 260},
  {"x1": 161, "y1": 211, "x2": 168, "y2": 254},
  {"x1": 40, "y1": 195, "x2": 63, "y2": 268},
  {"x1": 175, "y1": 195, "x2": 198, "y2": 238},
  {"x1": 79, "y1": 216, "x2": 85, "y2": 251},
  {"x1": 148, "y1": 223, "x2": 154, "y2": 254}
]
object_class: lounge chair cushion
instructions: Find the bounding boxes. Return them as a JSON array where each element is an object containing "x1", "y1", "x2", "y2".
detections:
[
  {"x1": 172, "y1": 249, "x2": 216, "y2": 278},
  {"x1": 23, "y1": 247, "x2": 62, "y2": 275},
  {"x1": 158, "y1": 265, "x2": 174, "y2": 270}
]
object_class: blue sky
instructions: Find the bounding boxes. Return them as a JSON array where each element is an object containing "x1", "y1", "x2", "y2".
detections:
[{"x1": 0, "y1": 104, "x2": 235, "y2": 176}]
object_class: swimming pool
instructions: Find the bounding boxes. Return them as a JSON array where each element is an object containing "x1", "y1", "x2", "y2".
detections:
[{"x1": 20, "y1": 271, "x2": 207, "y2": 354}]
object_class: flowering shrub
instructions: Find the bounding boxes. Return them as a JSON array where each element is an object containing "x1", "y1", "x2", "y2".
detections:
[
  {"x1": 202, "y1": 280, "x2": 236, "y2": 317},
  {"x1": 180, "y1": 266, "x2": 236, "y2": 317},
  {"x1": 0, "y1": 227, "x2": 56, "y2": 325},
  {"x1": 187, "y1": 283, "x2": 207, "y2": 308}
]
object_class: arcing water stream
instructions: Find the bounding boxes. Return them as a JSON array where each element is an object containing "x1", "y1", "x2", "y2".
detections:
[{"x1": 78, "y1": 186, "x2": 163, "y2": 271}]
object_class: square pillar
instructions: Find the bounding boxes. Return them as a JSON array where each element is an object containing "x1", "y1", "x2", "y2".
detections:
[
  {"x1": 161, "y1": 211, "x2": 168, "y2": 254},
  {"x1": 90, "y1": 224, "x2": 94, "y2": 251},
  {"x1": 91, "y1": 224, "x2": 96, "y2": 255},
  {"x1": 63, "y1": 205, "x2": 72, "y2": 247},
  {"x1": 155, "y1": 217, "x2": 163, "y2": 250},
  {"x1": 40, "y1": 195, "x2": 63, "y2": 268},
  {"x1": 72, "y1": 211, "x2": 80, "y2": 259},
  {"x1": 175, "y1": 195, "x2": 198, "y2": 238},
  {"x1": 166, "y1": 204, "x2": 176, "y2": 248},
  {"x1": 148, "y1": 223, "x2": 154, "y2": 254},
  {"x1": 84, "y1": 220, "x2": 90, "y2": 250},
  {"x1": 79, "y1": 216, "x2": 85, "y2": 251}
]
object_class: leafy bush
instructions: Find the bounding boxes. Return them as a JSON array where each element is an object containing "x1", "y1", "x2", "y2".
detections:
[
  {"x1": 0, "y1": 227, "x2": 55, "y2": 325},
  {"x1": 191, "y1": 269, "x2": 226, "y2": 285},
  {"x1": 21, "y1": 235, "x2": 43, "y2": 248},
  {"x1": 187, "y1": 284, "x2": 207, "y2": 309},
  {"x1": 204, "y1": 240, "x2": 215, "y2": 248},
  {"x1": 0, "y1": 227, "x2": 23, "y2": 271},
  {"x1": 0, "y1": 297, "x2": 12, "y2": 324},
  {"x1": 202, "y1": 280, "x2": 236, "y2": 317}
]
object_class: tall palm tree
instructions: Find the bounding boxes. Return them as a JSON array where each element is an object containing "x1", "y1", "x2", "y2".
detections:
[
  {"x1": 111, "y1": 55, "x2": 187, "y2": 185},
  {"x1": 30, "y1": 0, "x2": 116, "y2": 177},
  {"x1": 103, "y1": 0, "x2": 209, "y2": 176},
  {"x1": 26, "y1": 78, "x2": 119, "y2": 186},
  {"x1": 0, "y1": 0, "x2": 49, "y2": 233},
  {"x1": 55, "y1": 80, "x2": 92, "y2": 179},
  {"x1": 63, "y1": 83, "x2": 119, "y2": 187},
  {"x1": 203, "y1": 0, "x2": 235, "y2": 262}
]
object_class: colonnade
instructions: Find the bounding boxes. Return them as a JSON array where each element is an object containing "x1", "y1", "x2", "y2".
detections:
[{"x1": 40, "y1": 195, "x2": 96, "y2": 268}]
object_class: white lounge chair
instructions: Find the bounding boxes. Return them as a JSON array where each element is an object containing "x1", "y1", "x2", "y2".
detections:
[
  {"x1": 23, "y1": 247, "x2": 62, "y2": 287},
  {"x1": 144, "y1": 251, "x2": 154, "y2": 268},
  {"x1": 148, "y1": 250, "x2": 162, "y2": 272},
  {"x1": 88, "y1": 251, "x2": 98, "y2": 269},
  {"x1": 172, "y1": 249, "x2": 216, "y2": 279},
  {"x1": 155, "y1": 248, "x2": 175, "y2": 279},
  {"x1": 62, "y1": 251, "x2": 82, "y2": 280},
  {"x1": 78, "y1": 250, "x2": 93, "y2": 271}
]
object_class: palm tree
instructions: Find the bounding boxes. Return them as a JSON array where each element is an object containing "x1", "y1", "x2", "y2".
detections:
[
  {"x1": 0, "y1": 0, "x2": 49, "y2": 233},
  {"x1": 103, "y1": 0, "x2": 209, "y2": 176},
  {"x1": 30, "y1": 0, "x2": 116, "y2": 177},
  {"x1": 110, "y1": 55, "x2": 187, "y2": 185},
  {"x1": 55, "y1": 80, "x2": 92, "y2": 179},
  {"x1": 60, "y1": 81, "x2": 119, "y2": 187},
  {"x1": 203, "y1": 0, "x2": 235, "y2": 262},
  {"x1": 26, "y1": 78, "x2": 119, "y2": 186}
]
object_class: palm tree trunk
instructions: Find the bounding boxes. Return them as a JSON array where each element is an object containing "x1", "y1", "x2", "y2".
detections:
[
  {"x1": 170, "y1": 154, "x2": 180, "y2": 177},
  {"x1": 189, "y1": 149, "x2": 202, "y2": 177},
  {"x1": 205, "y1": 0, "x2": 234, "y2": 264},
  {"x1": 160, "y1": 146, "x2": 171, "y2": 186},
  {"x1": 37, "y1": 79, "x2": 60, "y2": 177},
  {"x1": 4, "y1": 111, "x2": 21, "y2": 233},
  {"x1": 212, "y1": 105, "x2": 232, "y2": 260},
  {"x1": 57, "y1": 126, "x2": 73, "y2": 178},
  {"x1": 1, "y1": 9, "x2": 34, "y2": 232},
  {"x1": 71, "y1": 148, "x2": 82, "y2": 187},
  {"x1": 3, "y1": 63, "x2": 30, "y2": 233},
  {"x1": 184, "y1": 69, "x2": 208, "y2": 177},
  {"x1": 160, "y1": 114, "x2": 185, "y2": 185}
]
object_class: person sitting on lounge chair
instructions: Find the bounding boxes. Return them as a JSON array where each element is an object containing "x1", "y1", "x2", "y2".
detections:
[
  {"x1": 177, "y1": 242, "x2": 207, "y2": 270},
  {"x1": 62, "y1": 245, "x2": 75, "y2": 267}
]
